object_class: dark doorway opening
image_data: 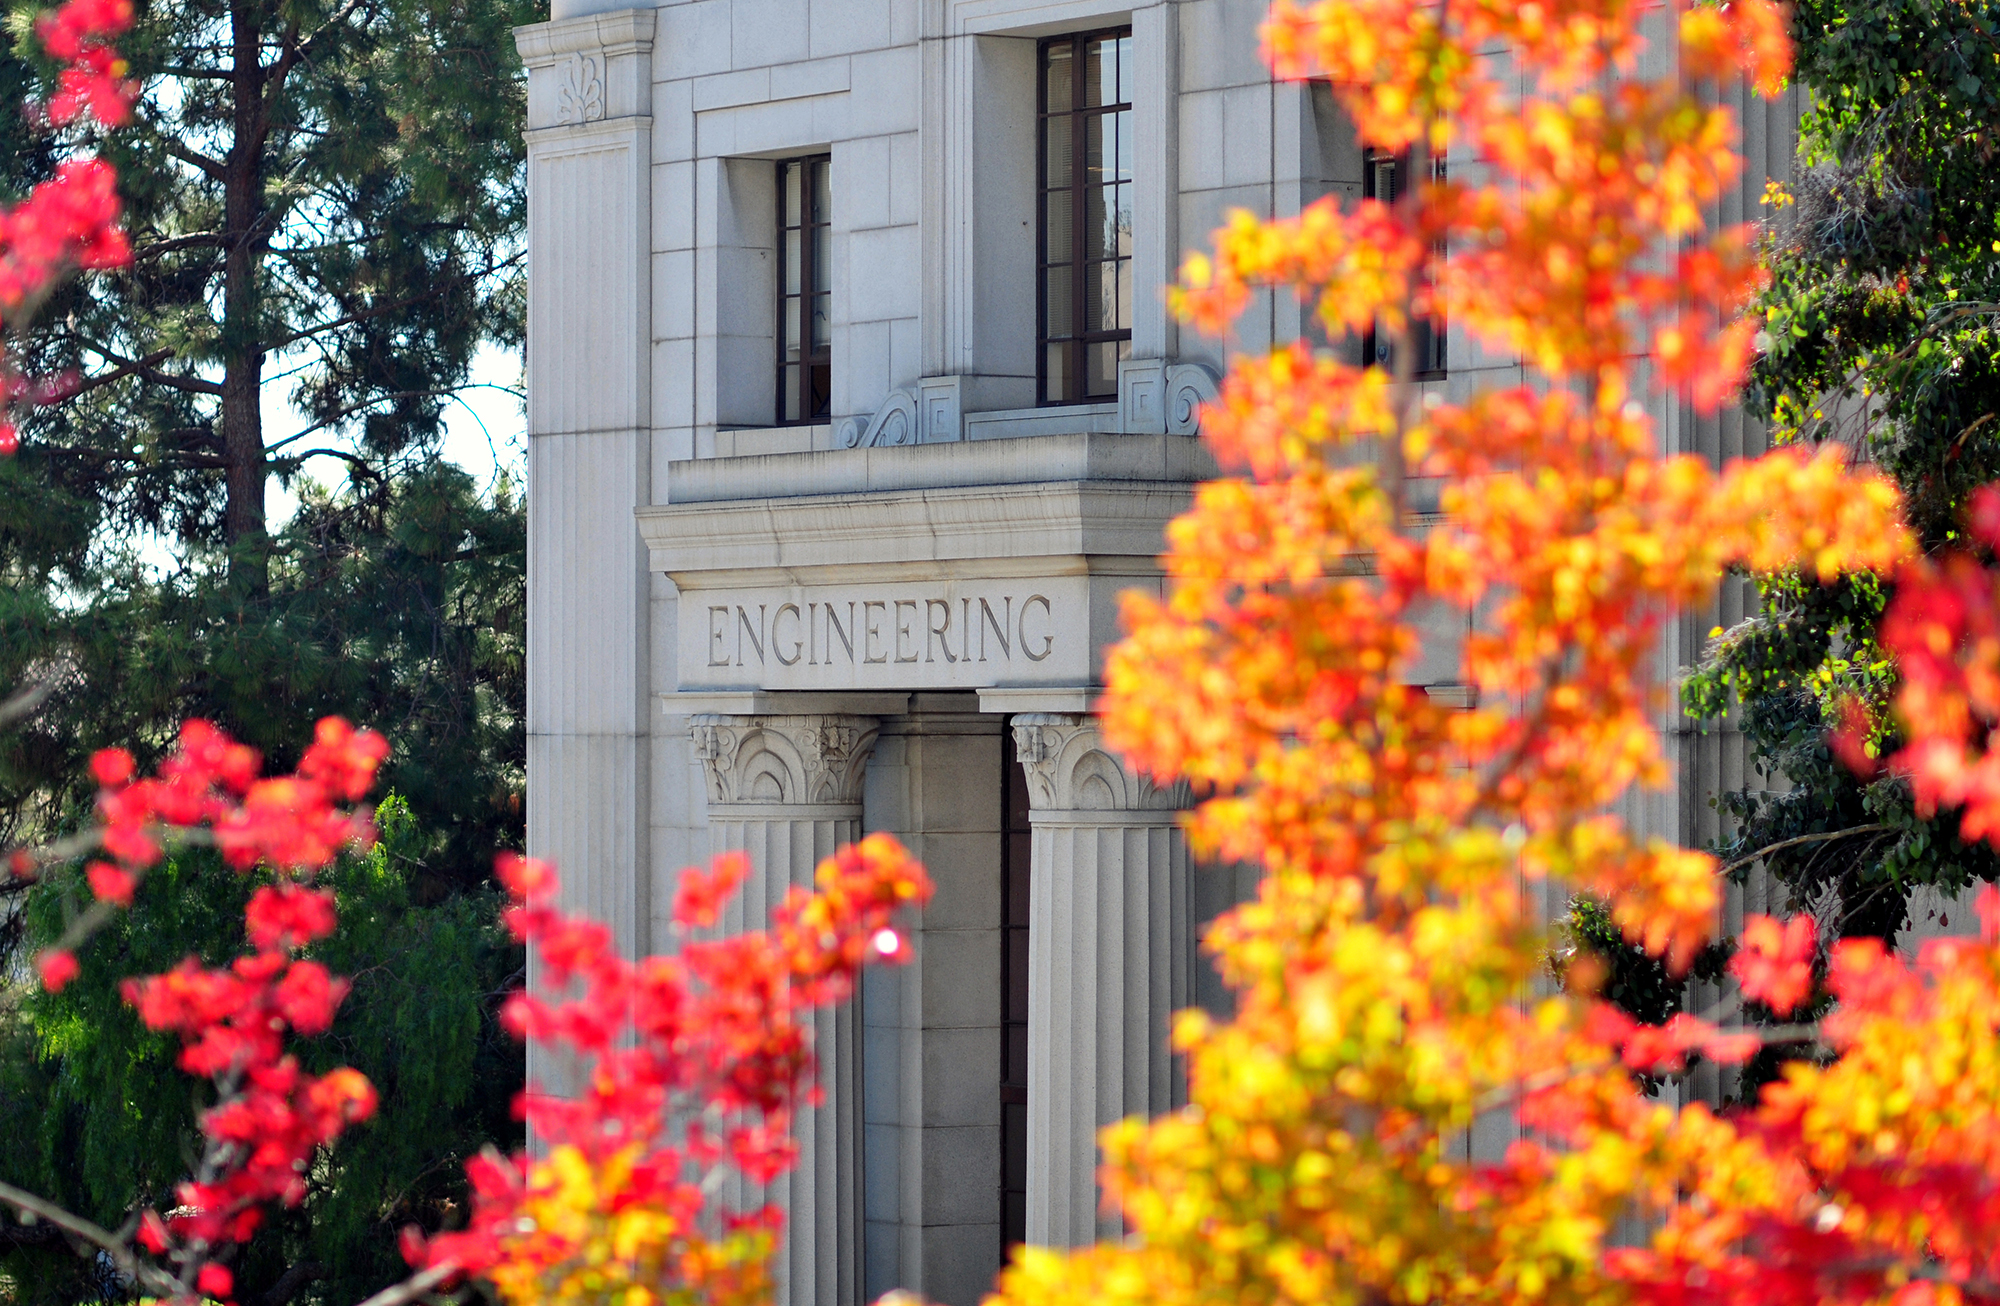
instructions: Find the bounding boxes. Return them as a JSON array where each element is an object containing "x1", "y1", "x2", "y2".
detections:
[{"x1": 1000, "y1": 725, "x2": 1031, "y2": 1259}]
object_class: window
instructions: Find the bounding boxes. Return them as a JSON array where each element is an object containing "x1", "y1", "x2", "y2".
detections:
[
  {"x1": 1038, "y1": 29, "x2": 1132, "y2": 405},
  {"x1": 1000, "y1": 728, "x2": 1031, "y2": 1258},
  {"x1": 776, "y1": 154, "x2": 832, "y2": 425},
  {"x1": 1360, "y1": 146, "x2": 1447, "y2": 378}
]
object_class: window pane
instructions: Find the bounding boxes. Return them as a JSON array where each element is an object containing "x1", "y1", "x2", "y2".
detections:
[
  {"x1": 1370, "y1": 155, "x2": 1398, "y2": 203},
  {"x1": 1116, "y1": 258, "x2": 1131, "y2": 330},
  {"x1": 1084, "y1": 36, "x2": 1112, "y2": 107},
  {"x1": 1088, "y1": 183, "x2": 1128, "y2": 261},
  {"x1": 1044, "y1": 265, "x2": 1072, "y2": 338},
  {"x1": 1044, "y1": 120, "x2": 1072, "y2": 189},
  {"x1": 1088, "y1": 260, "x2": 1124, "y2": 332},
  {"x1": 782, "y1": 161, "x2": 801, "y2": 226},
  {"x1": 782, "y1": 297, "x2": 801, "y2": 360},
  {"x1": 783, "y1": 228, "x2": 802, "y2": 295},
  {"x1": 810, "y1": 225, "x2": 830, "y2": 294},
  {"x1": 782, "y1": 363, "x2": 802, "y2": 422},
  {"x1": 1114, "y1": 106, "x2": 1132, "y2": 181},
  {"x1": 811, "y1": 158, "x2": 831, "y2": 225},
  {"x1": 1084, "y1": 182, "x2": 1105, "y2": 260},
  {"x1": 808, "y1": 361, "x2": 831, "y2": 419},
  {"x1": 810, "y1": 291, "x2": 831, "y2": 351},
  {"x1": 1115, "y1": 34, "x2": 1131, "y2": 105},
  {"x1": 1085, "y1": 113, "x2": 1104, "y2": 182},
  {"x1": 1043, "y1": 40, "x2": 1072, "y2": 113},
  {"x1": 1044, "y1": 342, "x2": 1067, "y2": 402},
  {"x1": 1086, "y1": 339, "x2": 1124, "y2": 396},
  {"x1": 1044, "y1": 190, "x2": 1072, "y2": 264}
]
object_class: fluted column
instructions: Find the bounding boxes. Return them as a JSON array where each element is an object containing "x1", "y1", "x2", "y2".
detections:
[
  {"x1": 690, "y1": 713, "x2": 881, "y2": 1306},
  {"x1": 1010, "y1": 713, "x2": 1192, "y2": 1247}
]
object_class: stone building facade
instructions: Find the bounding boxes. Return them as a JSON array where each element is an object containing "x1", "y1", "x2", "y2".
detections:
[{"x1": 511, "y1": 3, "x2": 1801, "y2": 1305}]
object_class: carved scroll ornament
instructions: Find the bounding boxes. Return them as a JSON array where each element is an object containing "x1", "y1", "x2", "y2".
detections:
[
  {"x1": 1010, "y1": 713, "x2": 1189, "y2": 814},
  {"x1": 690, "y1": 713, "x2": 881, "y2": 807},
  {"x1": 555, "y1": 52, "x2": 606, "y2": 124},
  {"x1": 837, "y1": 389, "x2": 919, "y2": 449}
]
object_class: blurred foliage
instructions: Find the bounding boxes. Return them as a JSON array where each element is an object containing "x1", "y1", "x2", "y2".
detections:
[{"x1": 0, "y1": 798, "x2": 522, "y2": 1306}]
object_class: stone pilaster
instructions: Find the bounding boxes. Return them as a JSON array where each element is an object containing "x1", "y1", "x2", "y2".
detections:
[
  {"x1": 690, "y1": 714, "x2": 881, "y2": 1306},
  {"x1": 516, "y1": 9, "x2": 653, "y2": 1106},
  {"x1": 1009, "y1": 713, "x2": 1192, "y2": 1246}
]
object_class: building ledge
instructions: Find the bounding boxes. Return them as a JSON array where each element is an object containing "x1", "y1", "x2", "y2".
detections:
[{"x1": 661, "y1": 430, "x2": 1217, "y2": 505}]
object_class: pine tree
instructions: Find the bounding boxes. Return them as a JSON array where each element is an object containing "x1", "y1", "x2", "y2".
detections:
[{"x1": 10, "y1": 0, "x2": 530, "y2": 591}]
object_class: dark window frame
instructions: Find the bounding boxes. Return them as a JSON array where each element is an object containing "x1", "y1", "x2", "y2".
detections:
[
  {"x1": 1360, "y1": 144, "x2": 1448, "y2": 380},
  {"x1": 775, "y1": 153, "x2": 833, "y2": 426},
  {"x1": 1037, "y1": 27, "x2": 1134, "y2": 407}
]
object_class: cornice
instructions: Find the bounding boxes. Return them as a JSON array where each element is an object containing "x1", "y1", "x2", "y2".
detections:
[
  {"x1": 514, "y1": 9, "x2": 655, "y2": 66},
  {"x1": 638, "y1": 480, "x2": 1192, "y2": 583}
]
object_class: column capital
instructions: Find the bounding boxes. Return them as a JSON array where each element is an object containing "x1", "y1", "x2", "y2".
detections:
[
  {"x1": 690, "y1": 713, "x2": 881, "y2": 808},
  {"x1": 1010, "y1": 713, "x2": 1190, "y2": 815}
]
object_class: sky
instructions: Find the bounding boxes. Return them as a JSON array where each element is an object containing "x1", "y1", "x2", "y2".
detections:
[{"x1": 261, "y1": 341, "x2": 526, "y2": 527}]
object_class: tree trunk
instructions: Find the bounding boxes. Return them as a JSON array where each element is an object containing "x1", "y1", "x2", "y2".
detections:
[{"x1": 221, "y1": 0, "x2": 269, "y2": 594}]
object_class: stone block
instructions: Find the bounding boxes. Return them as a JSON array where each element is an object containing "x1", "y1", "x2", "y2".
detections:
[
  {"x1": 810, "y1": 0, "x2": 894, "y2": 58},
  {"x1": 844, "y1": 45, "x2": 919, "y2": 136},
  {"x1": 912, "y1": 833, "x2": 1001, "y2": 930},
  {"x1": 651, "y1": 161, "x2": 694, "y2": 252},
  {"x1": 651, "y1": 247, "x2": 696, "y2": 341},
  {"x1": 864, "y1": 1121, "x2": 903, "y2": 1216},
  {"x1": 777, "y1": 54, "x2": 853, "y2": 102},
  {"x1": 655, "y1": 0, "x2": 731, "y2": 83},
  {"x1": 843, "y1": 318, "x2": 893, "y2": 415},
  {"x1": 1177, "y1": 84, "x2": 1274, "y2": 193},
  {"x1": 847, "y1": 226, "x2": 919, "y2": 323},
  {"x1": 921, "y1": 1026, "x2": 1000, "y2": 1128},
  {"x1": 919, "y1": 1125, "x2": 1001, "y2": 1226},
  {"x1": 1178, "y1": 0, "x2": 1276, "y2": 92},
  {"x1": 888, "y1": 130, "x2": 920, "y2": 226},
  {"x1": 915, "y1": 735, "x2": 1004, "y2": 832},
  {"x1": 651, "y1": 338, "x2": 695, "y2": 429},
  {"x1": 888, "y1": 316, "x2": 922, "y2": 397},
  {"x1": 650, "y1": 426, "x2": 693, "y2": 476},
  {"x1": 863, "y1": 1011, "x2": 904, "y2": 1125},
  {"x1": 864, "y1": 1218, "x2": 903, "y2": 1302},
  {"x1": 839, "y1": 134, "x2": 892, "y2": 230},
  {"x1": 918, "y1": 929, "x2": 1001, "y2": 1029},
  {"x1": 920, "y1": 1222, "x2": 1003, "y2": 1306},
  {"x1": 715, "y1": 331, "x2": 777, "y2": 428},
  {"x1": 691, "y1": 66, "x2": 772, "y2": 113},
  {"x1": 732, "y1": 0, "x2": 810, "y2": 67}
]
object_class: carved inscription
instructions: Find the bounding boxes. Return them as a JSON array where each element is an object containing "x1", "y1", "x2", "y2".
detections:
[{"x1": 708, "y1": 594, "x2": 1056, "y2": 669}]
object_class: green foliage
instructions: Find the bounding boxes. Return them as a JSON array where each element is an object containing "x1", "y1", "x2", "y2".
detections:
[
  {"x1": 0, "y1": 0, "x2": 531, "y2": 1294},
  {"x1": 1683, "y1": 0, "x2": 2000, "y2": 951},
  {"x1": 1561, "y1": 896, "x2": 1702, "y2": 1028},
  {"x1": 0, "y1": 459, "x2": 525, "y2": 894},
  {"x1": 4, "y1": 0, "x2": 533, "y2": 558},
  {"x1": 0, "y1": 798, "x2": 522, "y2": 1306}
]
